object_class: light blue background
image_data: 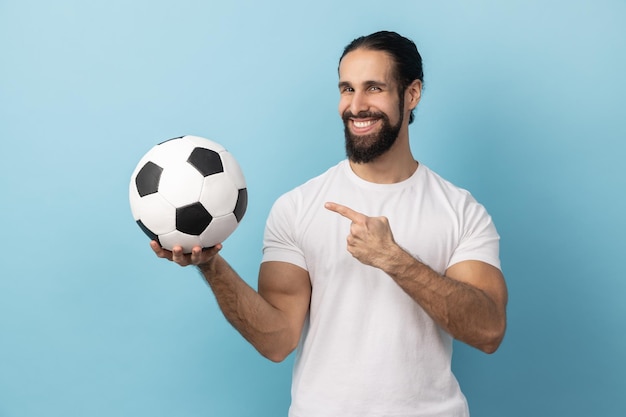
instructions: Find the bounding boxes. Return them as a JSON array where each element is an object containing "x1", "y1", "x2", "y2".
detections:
[{"x1": 1, "y1": 0, "x2": 624, "y2": 416}]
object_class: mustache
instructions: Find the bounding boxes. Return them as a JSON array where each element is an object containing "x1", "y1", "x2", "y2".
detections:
[{"x1": 342, "y1": 111, "x2": 385, "y2": 122}]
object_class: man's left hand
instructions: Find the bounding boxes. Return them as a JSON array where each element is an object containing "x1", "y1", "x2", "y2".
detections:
[{"x1": 325, "y1": 202, "x2": 398, "y2": 268}]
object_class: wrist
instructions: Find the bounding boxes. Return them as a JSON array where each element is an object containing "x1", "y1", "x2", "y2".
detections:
[
  {"x1": 382, "y1": 244, "x2": 423, "y2": 277},
  {"x1": 197, "y1": 256, "x2": 218, "y2": 274}
]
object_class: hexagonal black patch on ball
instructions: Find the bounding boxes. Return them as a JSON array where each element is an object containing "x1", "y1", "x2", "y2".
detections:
[
  {"x1": 187, "y1": 148, "x2": 224, "y2": 177},
  {"x1": 135, "y1": 161, "x2": 163, "y2": 197},
  {"x1": 234, "y1": 188, "x2": 248, "y2": 222},
  {"x1": 176, "y1": 202, "x2": 213, "y2": 235}
]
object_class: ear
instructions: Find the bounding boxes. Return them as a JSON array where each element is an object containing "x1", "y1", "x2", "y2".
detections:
[{"x1": 406, "y1": 79, "x2": 422, "y2": 110}]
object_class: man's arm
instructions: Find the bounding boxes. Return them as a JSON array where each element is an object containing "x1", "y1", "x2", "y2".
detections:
[
  {"x1": 151, "y1": 241, "x2": 311, "y2": 362},
  {"x1": 324, "y1": 203, "x2": 508, "y2": 354},
  {"x1": 382, "y1": 252, "x2": 507, "y2": 353}
]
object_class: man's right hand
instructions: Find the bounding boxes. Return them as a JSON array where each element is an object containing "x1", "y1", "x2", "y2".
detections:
[{"x1": 150, "y1": 240, "x2": 222, "y2": 268}]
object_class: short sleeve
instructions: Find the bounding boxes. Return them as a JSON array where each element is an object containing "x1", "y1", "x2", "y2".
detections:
[
  {"x1": 261, "y1": 192, "x2": 308, "y2": 270},
  {"x1": 447, "y1": 196, "x2": 501, "y2": 270}
]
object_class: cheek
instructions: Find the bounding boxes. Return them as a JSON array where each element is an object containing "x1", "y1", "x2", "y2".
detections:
[
  {"x1": 338, "y1": 97, "x2": 349, "y2": 117},
  {"x1": 388, "y1": 98, "x2": 405, "y2": 124}
]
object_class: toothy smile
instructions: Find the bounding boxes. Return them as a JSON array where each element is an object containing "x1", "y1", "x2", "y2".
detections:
[{"x1": 352, "y1": 119, "x2": 377, "y2": 128}]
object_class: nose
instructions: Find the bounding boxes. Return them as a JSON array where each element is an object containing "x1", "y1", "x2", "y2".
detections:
[{"x1": 348, "y1": 91, "x2": 368, "y2": 117}]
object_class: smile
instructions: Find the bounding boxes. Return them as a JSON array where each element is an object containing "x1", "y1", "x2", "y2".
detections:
[{"x1": 352, "y1": 119, "x2": 377, "y2": 128}]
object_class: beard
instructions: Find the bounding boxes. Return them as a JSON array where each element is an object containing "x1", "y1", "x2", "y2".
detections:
[{"x1": 342, "y1": 100, "x2": 404, "y2": 164}]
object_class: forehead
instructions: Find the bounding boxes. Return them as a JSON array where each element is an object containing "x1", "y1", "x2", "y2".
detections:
[{"x1": 338, "y1": 48, "x2": 395, "y2": 83}]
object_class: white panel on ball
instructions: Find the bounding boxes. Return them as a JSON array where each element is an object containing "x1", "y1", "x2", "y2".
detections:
[
  {"x1": 158, "y1": 231, "x2": 203, "y2": 254},
  {"x1": 129, "y1": 182, "x2": 144, "y2": 219},
  {"x1": 145, "y1": 138, "x2": 196, "y2": 168},
  {"x1": 135, "y1": 193, "x2": 176, "y2": 234},
  {"x1": 200, "y1": 214, "x2": 239, "y2": 248},
  {"x1": 220, "y1": 151, "x2": 247, "y2": 189},
  {"x1": 157, "y1": 162, "x2": 204, "y2": 207},
  {"x1": 200, "y1": 173, "x2": 238, "y2": 217}
]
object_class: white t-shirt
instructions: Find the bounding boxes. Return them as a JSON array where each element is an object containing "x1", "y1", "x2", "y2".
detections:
[{"x1": 262, "y1": 160, "x2": 500, "y2": 417}]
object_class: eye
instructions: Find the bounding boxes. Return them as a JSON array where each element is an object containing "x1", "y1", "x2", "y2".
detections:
[
  {"x1": 341, "y1": 86, "x2": 354, "y2": 93},
  {"x1": 368, "y1": 85, "x2": 382, "y2": 92}
]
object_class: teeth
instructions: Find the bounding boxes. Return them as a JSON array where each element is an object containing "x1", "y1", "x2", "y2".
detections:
[{"x1": 353, "y1": 120, "x2": 375, "y2": 128}]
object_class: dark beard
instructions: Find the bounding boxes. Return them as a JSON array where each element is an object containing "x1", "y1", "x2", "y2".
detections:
[
  {"x1": 343, "y1": 88, "x2": 406, "y2": 164},
  {"x1": 343, "y1": 110, "x2": 403, "y2": 164}
]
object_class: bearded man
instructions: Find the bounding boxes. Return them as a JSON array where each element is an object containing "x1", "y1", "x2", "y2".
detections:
[{"x1": 151, "y1": 31, "x2": 508, "y2": 417}]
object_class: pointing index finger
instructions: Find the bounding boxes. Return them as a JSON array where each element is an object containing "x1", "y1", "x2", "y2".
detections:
[{"x1": 325, "y1": 202, "x2": 365, "y2": 222}]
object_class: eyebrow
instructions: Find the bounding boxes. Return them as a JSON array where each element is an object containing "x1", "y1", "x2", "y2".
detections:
[{"x1": 338, "y1": 80, "x2": 389, "y2": 89}]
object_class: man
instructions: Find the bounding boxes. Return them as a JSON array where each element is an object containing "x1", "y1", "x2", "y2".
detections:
[{"x1": 152, "y1": 31, "x2": 508, "y2": 417}]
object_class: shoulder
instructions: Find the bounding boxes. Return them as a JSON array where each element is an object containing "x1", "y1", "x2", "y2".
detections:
[
  {"x1": 417, "y1": 164, "x2": 475, "y2": 203},
  {"x1": 418, "y1": 164, "x2": 495, "y2": 231},
  {"x1": 296, "y1": 160, "x2": 347, "y2": 191},
  {"x1": 272, "y1": 160, "x2": 347, "y2": 207},
  {"x1": 419, "y1": 166, "x2": 501, "y2": 269}
]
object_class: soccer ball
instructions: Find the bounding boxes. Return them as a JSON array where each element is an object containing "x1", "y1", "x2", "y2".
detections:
[{"x1": 129, "y1": 135, "x2": 247, "y2": 253}]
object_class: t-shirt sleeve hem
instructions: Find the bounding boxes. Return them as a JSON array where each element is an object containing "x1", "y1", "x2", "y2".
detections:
[
  {"x1": 447, "y1": 254, "x2": 501, "y2": 271},
  {"x1": 262, "y1": 249, "x2": 308, "y2": 271}
]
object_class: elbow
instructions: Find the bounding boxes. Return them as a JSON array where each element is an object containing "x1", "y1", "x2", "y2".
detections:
[
  {"x1": 477, "y1": 321, "x2": 507, "y2": 354},
  {"x1": 479, "y1": 338, "x2": 503, "y2": 354},
  {"x1": 257, "y1": 341, "x2": 298, "y2": 363},
  {"x1": 263, "y1": 351, "x2": 290, "y2": 363},
  {"x1": 260, "y1": 347, "x2": 294, "y2": 363},
  {"x1": 250, "y1": 323, "x2": 302, "y2": 362}
]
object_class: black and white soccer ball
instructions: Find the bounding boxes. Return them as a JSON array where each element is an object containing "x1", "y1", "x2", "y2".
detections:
[{"x1": 129, "y1": 135, "x2": 247, "y2": 253}]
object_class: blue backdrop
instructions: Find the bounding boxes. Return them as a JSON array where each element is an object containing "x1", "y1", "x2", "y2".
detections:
[{"x1": 1, "y1": 1, "x2": 624, "y2": 416}]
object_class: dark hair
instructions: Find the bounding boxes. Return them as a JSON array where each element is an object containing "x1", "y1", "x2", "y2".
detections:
[{"x1": 339, "y1": 31, "x2": 423, "y2": 124}]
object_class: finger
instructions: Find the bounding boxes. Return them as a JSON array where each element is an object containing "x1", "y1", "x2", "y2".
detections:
[
  {"x1": 191, "y1": 244, "x2": 222, "y2": 265},
  {"x1": 150, "y1": 240, "x2": 172, "y2": 260},
  {"x1": 324, "y1": 202, "x2": 366, "y2": 222},
  {"x1": 191, "y1": 246, "x2": 217, "y2": 265},
  {"x1": 171, "y1": 246, "x2": 190, "y2": 265},
  {"x1": 150, "y1": 240, "x2": 162, "y2": 253},
  {"x1": 189, "y1": 246, "x2": 203, "y2": 265}
]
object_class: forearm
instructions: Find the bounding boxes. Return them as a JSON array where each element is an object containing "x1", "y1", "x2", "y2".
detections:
[
  {"x1": 197, "y1": 256, "x2": 295, "y2": 361},
  {"x1": 381, "y1": 246, "x2": 506, "y2": 353}
]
